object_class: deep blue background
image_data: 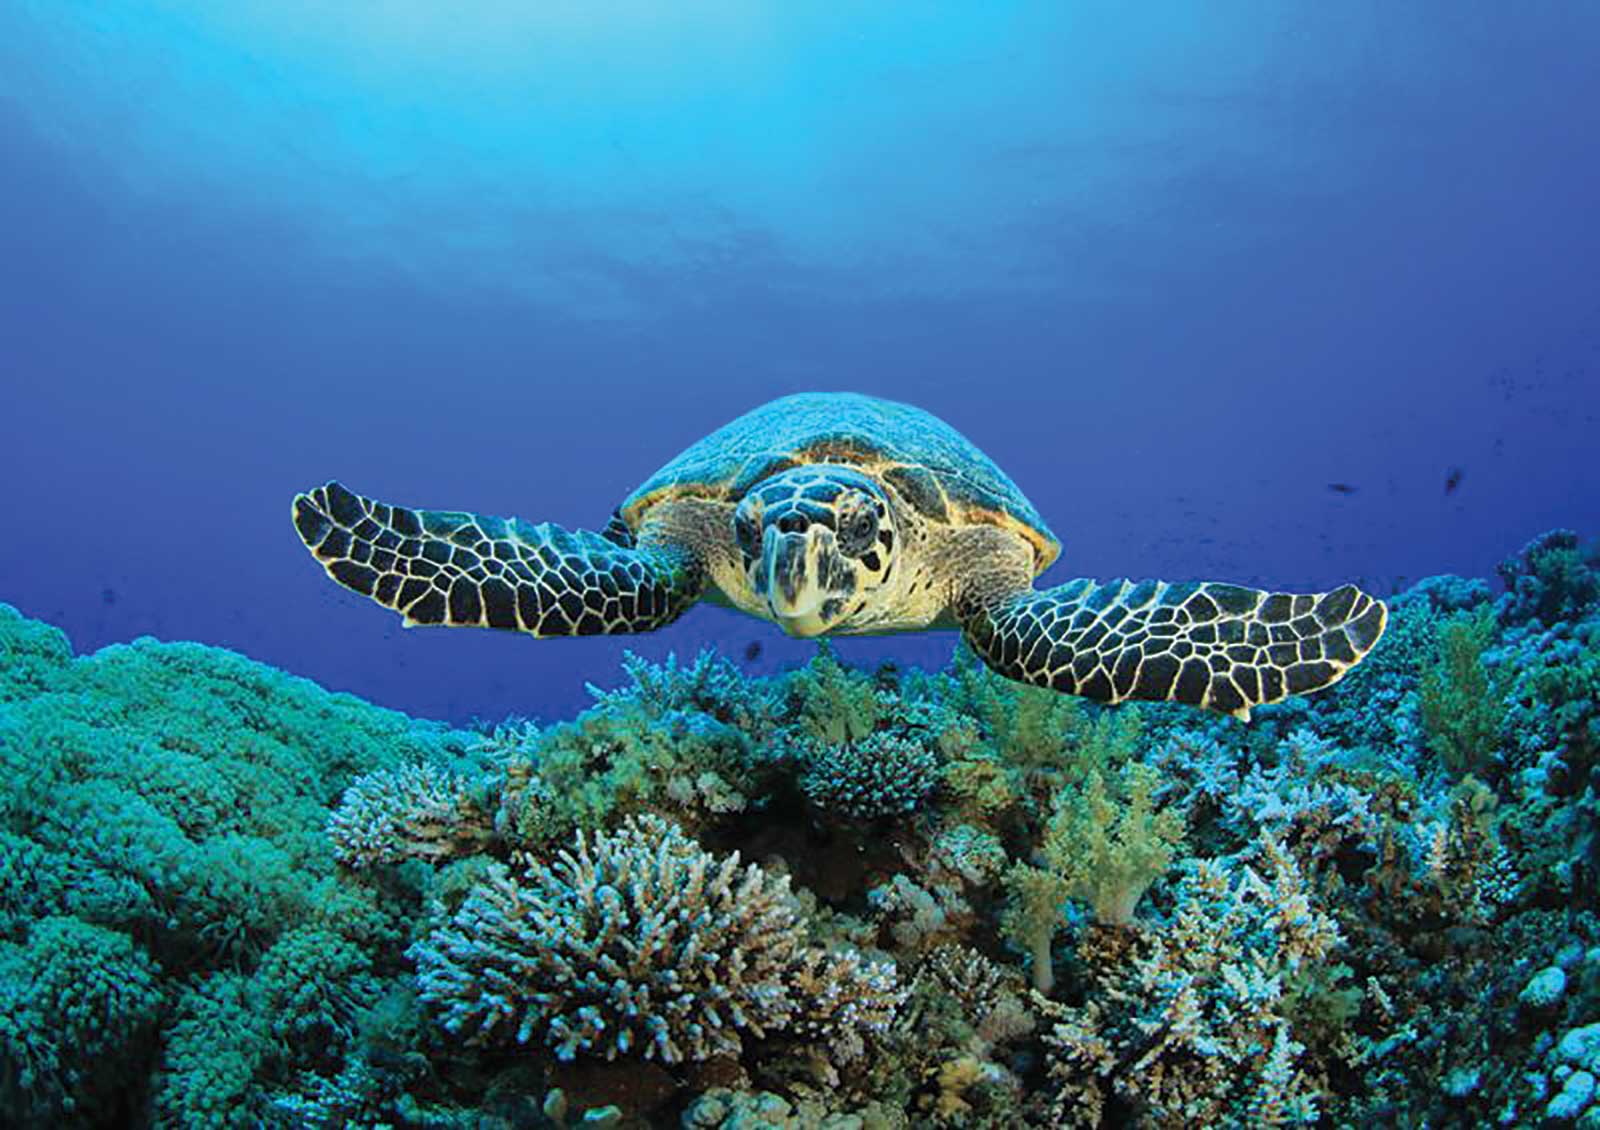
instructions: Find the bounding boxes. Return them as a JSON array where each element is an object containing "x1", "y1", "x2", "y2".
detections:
[{"x1": 3, "y1": 3, "x2": 1598, "y2": 723}]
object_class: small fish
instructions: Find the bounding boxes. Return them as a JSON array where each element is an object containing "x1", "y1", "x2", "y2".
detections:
[
  {"x1": 1326, "y1": 482, "x2": 1358, "y2": 495},
  {"x1": 743, "y1": 640, "x2": 763, "y2": 662},
  {"x1": 101, "y1": 587, "x2": 118, "y2": 606},
  {"x1": 1444, "y1": 467, "x2": 1464, "y2": 494}
]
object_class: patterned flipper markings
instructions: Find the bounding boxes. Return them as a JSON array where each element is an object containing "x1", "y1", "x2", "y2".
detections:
[
  {"x1": 961, "y1": 578, "x2": 1387, "y2": 720},
  {"x1": 292, "y1": 482, "x2": 703, "y2": 636}
]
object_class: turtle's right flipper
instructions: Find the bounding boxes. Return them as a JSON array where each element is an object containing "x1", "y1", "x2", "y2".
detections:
[
  {"x1": 292, "y1": 481, "x2": 704, "y2": 636},
  {"x1": 959, "y1": 577, "x2": 1387, "y2": 720}
]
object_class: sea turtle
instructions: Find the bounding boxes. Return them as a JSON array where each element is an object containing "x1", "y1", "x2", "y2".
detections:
[{"x1": 291, "y1": 392, "x2": 1386, "y2": 719}]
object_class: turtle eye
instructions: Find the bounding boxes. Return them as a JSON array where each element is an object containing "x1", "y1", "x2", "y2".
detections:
[
  {"x1": 734, "y1": 514, "x2": 759, "y2": 556},
  {"x1": 839, "y1": 508, "x2": 877, "y2": 555}
]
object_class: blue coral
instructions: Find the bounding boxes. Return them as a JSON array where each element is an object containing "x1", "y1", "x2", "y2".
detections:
[{"x1": 800, "y1": 731, "x2": 940, "y2": 819}]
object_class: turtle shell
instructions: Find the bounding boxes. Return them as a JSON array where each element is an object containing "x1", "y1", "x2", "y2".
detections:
[{"x1": 618, "y1": 392, "x2": 1060, "y2": 574}]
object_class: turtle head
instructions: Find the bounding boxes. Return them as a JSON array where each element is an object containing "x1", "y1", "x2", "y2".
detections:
[{"x1": 734, "y1": 465, "x2": 896, "y2": 637}]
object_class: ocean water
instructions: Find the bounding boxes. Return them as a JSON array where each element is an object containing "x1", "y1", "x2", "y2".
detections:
[{"x1": 2, "y1": 4, "x2": 1599, "y2": 1127}]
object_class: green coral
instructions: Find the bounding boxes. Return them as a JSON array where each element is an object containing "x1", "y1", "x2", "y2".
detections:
[
  {"x1": 790, "y1": 643, "x2": 889, "y2": 745},
  {"x1": 0, "y1": 915, "x2": 163, "y2": 1125},
  {"x1": 1004, "y1": 761, "x2": 1185, "y2": 992},
  {"x1": 1041, "y1": 762, "x2": 1185, "y2": 927},
  {"x1": 1419, "y1": 607, "x2": 1509, "y2": 778}
]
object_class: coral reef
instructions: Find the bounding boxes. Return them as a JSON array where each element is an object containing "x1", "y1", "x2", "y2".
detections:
[
  {"x1": 3, "y1": 524, "x2": 1600, "y2": 1127},
  {"x1": 410, "y1": 813, "x2": 903, "y2": 1065}
]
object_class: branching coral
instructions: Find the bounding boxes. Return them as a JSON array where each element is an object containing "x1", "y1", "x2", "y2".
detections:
[
  {"x1": 1038, "y1": 835, "x2": 1341, "y2": 1128},
  {"x1": 1496, "y1": 528, "x2": 1600, "y2": 627},
  {"x1": 800, "y1": 731, "x2": 940, "y2": 819},
  {"x1": 328, "y1": 762, "x2": 495, "y2": 868},
  {"x1": 410, "y1": 814, "x2": 903, "y2": 1065}
]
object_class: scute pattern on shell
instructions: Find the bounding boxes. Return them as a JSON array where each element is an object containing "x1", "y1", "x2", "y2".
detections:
[{"x1": 617, "y1": 392, "x2": 1060, "y2": 571}]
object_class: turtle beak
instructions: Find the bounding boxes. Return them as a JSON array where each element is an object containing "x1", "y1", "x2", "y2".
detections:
[{"x1": 762, "y1": 527, "x2": 826, "y2": 627}]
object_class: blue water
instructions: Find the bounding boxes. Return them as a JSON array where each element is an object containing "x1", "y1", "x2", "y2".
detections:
[{"x1": 3, "y1": 2, "x2": 1597, "y2": 723}]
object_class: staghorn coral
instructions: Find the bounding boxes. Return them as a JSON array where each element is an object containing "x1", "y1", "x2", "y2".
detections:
[
  {"x1": 328, "y1": 761, "x2": 495, "y2": 868},
  {"x1": 1038, "y1": 835, "x2": 1341, "y2": 1128},
  {"x1": 1413, "y1": 775, "x2": 1520, "y2": 925},
  {"x1": 410, "y1": 814, "x2": 903, "y2": 1066}
]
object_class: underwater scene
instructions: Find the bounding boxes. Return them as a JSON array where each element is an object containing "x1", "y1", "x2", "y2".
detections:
[{"x1": 3, "y1": 4, "x2": 1600, "y2": 1128}]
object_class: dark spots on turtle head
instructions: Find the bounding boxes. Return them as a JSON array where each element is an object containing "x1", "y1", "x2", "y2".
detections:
[
  {"x1": 821, "y1": 598, "x2": 845, "y2": 622},
  {"x1": 881, "y1": 464, "x2": 948, "y2": 521},
  {"x1": 860, "y1": 551, "x2": 881, "y2": 572}
]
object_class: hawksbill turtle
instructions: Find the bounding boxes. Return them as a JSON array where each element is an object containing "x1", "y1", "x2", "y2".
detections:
[{"x1": 291, "y1": 392, "x2": 1386, "y2": 719}]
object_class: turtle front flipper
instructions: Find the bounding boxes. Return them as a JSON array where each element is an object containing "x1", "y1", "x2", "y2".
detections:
[
  {"x1": 959, "y1": 577, "x2": 1387, "y2": 720},
  {"x1": 292, "y1": 481, "x2": 704, "y2": 636}
]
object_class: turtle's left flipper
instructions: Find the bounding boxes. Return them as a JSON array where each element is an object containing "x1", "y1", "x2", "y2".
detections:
[
  {"x1": 292, "y1": 481, "x2": 704, "y2": 636},
  {"x1": 959, "y1": 577, "x2": 1387, "y2": 720}
]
